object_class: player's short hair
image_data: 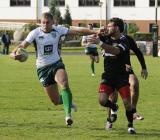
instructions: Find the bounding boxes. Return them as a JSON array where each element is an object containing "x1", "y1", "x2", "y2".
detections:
[
  {"x1": 109, "y1": 17, "x2": 124, "y2": 33},
  {"x1": 41, "y1": 12, "x2": 53, "y2": 20},
  {"x1": 88, "y1": 24, "x2": 93, "y2": 28},
  {"x1": 88, "y1": 24, "x2": 93, "y2": 30}
]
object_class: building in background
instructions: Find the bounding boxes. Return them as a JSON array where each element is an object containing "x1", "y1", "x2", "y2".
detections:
[{"x1": 0, "y1": 0, "x2": 159, "y2": 34}]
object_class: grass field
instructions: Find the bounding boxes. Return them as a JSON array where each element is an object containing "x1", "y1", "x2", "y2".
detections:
[{"x1": 0, "y1": 53, "x2": 160, "y2": 140}]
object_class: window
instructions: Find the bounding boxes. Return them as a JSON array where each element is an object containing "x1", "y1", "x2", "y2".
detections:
[
  {"x1": 44, "y1": 0, "x2": 48, "y2": 6},
  {"x1": 79, "y1": 0, "x2": 100, "y2": 6},
  {"x1": 149, "y1": 23, "x2": 155, "y2": 32},
  {"x1": 44, "y1": 0, "x2": 65, "y2": 6},
  {"x1": 114, "y1": 0, "x2": 135, "y2": 7},
  {"x1": 149, "y1": 0, "x2": 160, "y2": 6},
  {"x1": 10, "y1": 0, "x2": 30, "y2": 6}
]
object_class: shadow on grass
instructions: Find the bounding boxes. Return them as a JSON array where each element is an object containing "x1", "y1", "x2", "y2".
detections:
[
  {"x1": 90, "y1": 127, "x2": 160, "y2": 139},
  {"x1": 0, "y1": 121, "x2": 74, "y2": 129}
]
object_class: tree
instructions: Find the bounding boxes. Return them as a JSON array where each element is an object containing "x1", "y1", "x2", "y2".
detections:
[
  {"x1": 49, "y1": 0, "x2": 63, "y2": 25},
  {"x1": 49, "y1": 0, "x2": 56, "y2": 16},
  {"x1": 54, "y1": 8, "x2": 63, "y2": 25},
  {"x1": 128, "y1": 23, "x2": 139, "y2": 34},
  {"x1": 63, "y1": 5, "x2": 72, "y2": 26}
]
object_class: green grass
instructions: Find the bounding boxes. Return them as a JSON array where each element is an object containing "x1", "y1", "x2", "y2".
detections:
[{"x1": 0, "y1": 54, "x2": 160, "y2": 140}]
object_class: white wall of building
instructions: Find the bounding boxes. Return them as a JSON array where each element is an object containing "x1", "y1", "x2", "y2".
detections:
[
  {"x1": 0, "y1": 0, "x2": 159, "y2": 22},
  {"x1": 0, "y1": 0, "x2": 37, "y2": 20},
  {"x1": 42, "y1": 0, "x2": 107, "y2": 21},
  {"x1": 108, "y1": 0, "x2": 159, "y2": 20}
]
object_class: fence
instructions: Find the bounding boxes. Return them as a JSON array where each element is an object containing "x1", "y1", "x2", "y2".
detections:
[
  {"x1": 136, "y1": 41, "x2": 160, "y2": 55},
  {"x1": 0, "y1": 22, "x2": 26, "y2": 30}
]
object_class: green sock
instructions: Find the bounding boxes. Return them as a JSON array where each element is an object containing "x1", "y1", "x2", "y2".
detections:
[
  {"x1": 91, "y1": 61, "x2": 95, "y2": 74},
  {"x1": 61, "y1": 88, "x2": 72, "y2": 117},
  {"x1": 59, "y1": 95, "x2": 63, "y2": 104}
]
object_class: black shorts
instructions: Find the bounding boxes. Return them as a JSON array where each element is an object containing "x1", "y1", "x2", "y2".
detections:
[
  {"x1": 37, "y1": 60, "x2": 65, "y2": 87},
  {"x1": 100, "y1": 72, "x2": 129, "y2": 90},
  {"x1": 127, "y1": 69, "x2": 135, "y2": 75},
  {"x1": 85, "y1": 47, "x2": 98, "y2": 56}
]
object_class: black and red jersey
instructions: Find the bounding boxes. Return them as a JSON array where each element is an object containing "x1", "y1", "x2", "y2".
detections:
[{"x1": 99, "y1": 35, "x2": 130, "y2": 78}]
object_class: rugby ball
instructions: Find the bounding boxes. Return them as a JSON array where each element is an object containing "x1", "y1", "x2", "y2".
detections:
[{"x1": 16, "y1": 48, "x2": 28, "y2": 62}]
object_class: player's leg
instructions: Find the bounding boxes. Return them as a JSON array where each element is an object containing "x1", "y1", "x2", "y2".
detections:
[
  {"x1": 118, "y1": 85, "x2": 136, "y2": 134},
  {"x1": 55, "y1": 68, "x2": 73, "y2": 126},
  {"x1": 44, "y1": 83, "x2": 77, "y2": 111},
  {"x1": 85, "y1": 47, "x2": 94, "y2": 76},
  {"x1": 99, "y1": 83, "x2": 118, "y2": 130},
  {"x1": 105, "y1": 91, "x2": 118, "y2": 130},
  {"x1": 6, "y1": 45, "x2": 9, "y2": 55},
  {"x1": 109, "y1": 91, "x2": 118, "y2": 103},
  {"x1": 2, "y1": 45, "x2": 6, "y2": 54},
  {"x1": 44, "y1": 84, "x2": 62, "y2": 105},
  {"x1": 99, "y1": 84, "x2": 117, "y2": 109},
  {"x1": 92, "y1": 49, "x2": 99, "y2": 75},
  {"x1": 93, "y1": 55, "x2": 99, "y2": 63},
  {"x1": 37, "y1": 62, "x2": 75, "y2": 126},
  {"x1": 89, "y1": 55, "x2": 95, "y2": 76},
  {"x1": 108, "y1": 91, "x2": 119, "y2": 122},
  {"x1": 37, "y1": 64, "x2": 63, "y2": 105},
  {"x1": 129, "y1": 74, "x2": 144, "y2": 120},
  {"x1": 93, "y1": 49, "x2": 99, "y2": 63}
]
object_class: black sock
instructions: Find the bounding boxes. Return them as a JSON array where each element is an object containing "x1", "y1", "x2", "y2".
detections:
[
  {"x1": 91, "y1": 61, "x2": 95, "y2": 74},
  {"x1": 107, "y1": 117, "x2": 112, "y2": 123},
  {"x1": 132, "y1": 108, "x2": 137, "y2": 114},
  {"x1": 126, "y1": 110, "x2": 133, "y2": 127}
]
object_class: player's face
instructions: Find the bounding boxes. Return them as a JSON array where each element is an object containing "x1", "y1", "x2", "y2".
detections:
[
  {"x1": 107, "y1": 22, "x2": 118, "y2": 36},
  {"x1": 41, "y1": 17, "x2": 53, "y2": 32}
]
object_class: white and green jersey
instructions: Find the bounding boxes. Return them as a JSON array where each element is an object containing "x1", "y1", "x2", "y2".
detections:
[
  {"x1": 82, "y1": 35, "x2": 97, "y2": 48},
  {"x1": 25, "y1": 26, "x2": 69, "y2": 68}
]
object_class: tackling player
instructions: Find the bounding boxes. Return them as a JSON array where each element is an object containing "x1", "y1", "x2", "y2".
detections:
[{"x1": 97, "y1": 18, "x2": 136, "y2": 134}]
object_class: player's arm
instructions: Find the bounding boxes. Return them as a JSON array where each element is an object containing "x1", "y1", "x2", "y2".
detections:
[
  {"x1": 10, "y1": 41, "x2": 30, "y2": 60},
  {"x1": 99, "y1": 41, "x2": 127, "y2": 55},
  {"x1": 10, "y1": 29, "x2": 36, "y2": 60},
  {"x1": 129, "y1": 37, "x2": 148, "y2": 79},
  {"x1": 67, "y1": 27, "x2": 97, "y2": 36}
]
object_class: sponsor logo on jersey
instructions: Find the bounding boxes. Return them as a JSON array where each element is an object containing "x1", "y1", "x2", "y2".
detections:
[
  {"x1": 44, "y1": 45, "x2": 53, "y2": 55},
  {"x1": 39, "y1": 36, "x2": 44, "y2": 39}
]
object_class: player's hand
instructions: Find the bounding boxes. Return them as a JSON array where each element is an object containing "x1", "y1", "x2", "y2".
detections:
[
  {"x1": 97, "y1": 26, "x2": 108, "y2": 37},
  {"x1": 141, "y1": 69, "x2": 148, "y2": 79},
  {"x1": 10, "y1": 51, "x2": 22, "y2": 60}
]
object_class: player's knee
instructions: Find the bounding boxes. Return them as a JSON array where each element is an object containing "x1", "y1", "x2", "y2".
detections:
[
  {"x1": 99, "y1": 95, "x2": 112, "y2": 107},
  {"x1": 95, "y1": 59, "x2": 99, "y2": 63},
  {"x1": 59, "y1": 80, "x2": 69, "y2": 89},
  {"x1": 99, "y1": 98, "x2": 107, "y2": 106},
  {"x1": 109, "y1": 93, "x2": 118, "y2": 103}
]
